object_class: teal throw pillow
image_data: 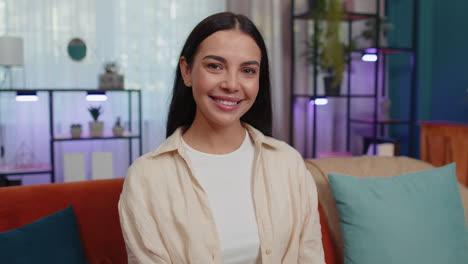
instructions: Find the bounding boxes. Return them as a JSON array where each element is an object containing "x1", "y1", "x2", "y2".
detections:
[
  {"x1": 329, "y1": 163, "x2": 468, "y2": 264},
  {"x1": 0, "y1": 206, "x2": 88, "y2": 264}
]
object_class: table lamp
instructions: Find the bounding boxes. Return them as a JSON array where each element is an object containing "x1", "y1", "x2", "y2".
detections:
[{"x1": 0, "y1": 36, "x2": 24, "y2": 88}]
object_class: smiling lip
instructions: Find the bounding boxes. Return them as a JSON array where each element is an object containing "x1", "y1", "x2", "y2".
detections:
[{"x1": 210, "y1": 96, "x2": 243, "y2": 112}]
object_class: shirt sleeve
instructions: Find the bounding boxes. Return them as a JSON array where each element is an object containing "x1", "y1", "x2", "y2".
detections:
[
  {"x1": 298, "y1": 158, "x2": 326, "y2": 264},
  {"x1": 118, "y1": 165, "x2": 171, "y2": 264}
]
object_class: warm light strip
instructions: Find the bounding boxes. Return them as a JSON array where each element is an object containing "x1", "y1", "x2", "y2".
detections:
[
  {"x1": 86, "y1": 94, "x2": 108, "y2": 101},
  {"x1": 16, "y1": 95, "x2": 39, "y2": 102}
]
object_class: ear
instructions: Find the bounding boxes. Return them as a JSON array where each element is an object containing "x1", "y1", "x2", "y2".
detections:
[{"x1": 179, "y1": 56, "x2": 192, "y2": 87}]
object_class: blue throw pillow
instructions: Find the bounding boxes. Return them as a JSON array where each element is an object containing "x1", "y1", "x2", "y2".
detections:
[
  {"x1": 0, "y1": 206, "x2": 88, "y2": 264},
  {"x1": 329, "y1": 163, "x2": 468, "y2": 264}
]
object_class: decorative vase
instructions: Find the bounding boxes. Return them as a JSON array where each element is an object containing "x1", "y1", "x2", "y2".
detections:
[
  {"x1": 70, "y1": 127, "x2": 82, "y2": 138},
  {"x1": 112, "y1": 126, "x2": 124, "y2": 137},
  {"x1": 89, "y1": 121, "x2": 104, "y2": 137},
  {"x1": 99, "y1": 73, "x2": 124, "y2": 90},
  {"x1": 323, "y1": 76, "x2": 341, "y2": 96}
]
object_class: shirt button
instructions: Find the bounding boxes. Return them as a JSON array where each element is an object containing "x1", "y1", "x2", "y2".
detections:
[{"x1": 265, "y1": 249, "x2": 272, "y2": 255}]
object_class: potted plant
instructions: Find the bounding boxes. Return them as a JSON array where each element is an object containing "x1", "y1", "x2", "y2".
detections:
[
  {"x1": 99, "y1": 61, "x2": 124, "y2": 90},
  {"x1": 305, "y1": 0, "x2": 352, "y2": 96},
  {"x1": 356, "y1": 17, "x2": 394, "y2": 48},
  {"x1": 88, "y1": 105, "x2": 103, "y2": 137},
  {"x1": 306, "y1": 40, "x2": 356, "y2": 96},
  {"x1": 112, "y1": 117, "x2": 124, "y2": 137},
  {"x1": 70, "y1": 123, "x2": 82, "y2": 138}
]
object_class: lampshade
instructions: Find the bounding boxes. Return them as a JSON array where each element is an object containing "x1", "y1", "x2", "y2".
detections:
[{"x1": 0, "y1": 36, "x2": 24, "y2": 66}]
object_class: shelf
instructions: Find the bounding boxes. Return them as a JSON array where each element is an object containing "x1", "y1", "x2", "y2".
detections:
[
  {"x1": 294, "y1": 94, "x2": 375, "y2": 99},
  {"x1": 350, "y1": 118, "x2": 411, "y2": 124},
  {"x1": 0, "y1": 88, "x2": 143, "y2": 183},
  {"x1": 418, "y1": 121, "x2": 468, "y2": 128},
  {"x1": 294, "y1": 11, "x2": 376, "y2": 21},
  {"x1": 0, "y1": 88, "x2": 140, "y2": 92},
  {"x1": 53, "y1": 134, "x2": 140, "y2": 141},
  {"x1": 0, "y1": 164, "x2": 52, "y2": 176},
  {"x1": 290, "y1": 0, "x2": 417, "y2": 158},
  {"x1": 352, "y1": 47, "x2": 415, "y2": 54}
]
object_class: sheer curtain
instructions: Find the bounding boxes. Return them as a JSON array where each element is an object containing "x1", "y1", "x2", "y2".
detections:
[
  {"x1": 227, "y1": 0, "x2": 291, "y2": 142},
  {"x1": 0, "y1": 0, "x2": 225, "y2": 184}
]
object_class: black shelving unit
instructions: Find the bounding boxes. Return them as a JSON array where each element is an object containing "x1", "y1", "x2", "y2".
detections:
[
  {"x1": 0, "y1": 88, "x2": 142, "y2": 184},
  {"x1": 289, "y1": 0, "x2": 418, "y2": 158}
]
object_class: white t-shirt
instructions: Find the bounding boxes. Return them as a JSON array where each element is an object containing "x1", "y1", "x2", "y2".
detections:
[{"x1": 182, "y1": 130, "x2": 260, "y2": 264}]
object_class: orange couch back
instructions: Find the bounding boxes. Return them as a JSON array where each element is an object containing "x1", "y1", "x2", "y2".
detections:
[
  {"x1": 0, "y1": 178, "x2": 337, "y2": 264},
  {"x1": 0, "y1": 179, "x2": 127, "y2": 263}
]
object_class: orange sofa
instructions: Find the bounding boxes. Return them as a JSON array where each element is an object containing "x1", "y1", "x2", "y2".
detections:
[
  {"x1": 0, "y1": 178, "x2": 338, "y2": 264},
  {"x1": 4, "y1": 156, "x2": 467, "y2": 264}
]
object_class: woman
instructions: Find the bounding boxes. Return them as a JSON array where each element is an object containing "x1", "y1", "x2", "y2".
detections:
[{"x1": 119, "y1": 12, "x2": 325, "y2": 264}]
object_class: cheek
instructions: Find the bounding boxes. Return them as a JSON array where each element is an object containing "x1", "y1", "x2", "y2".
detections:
[
  {"x1": 190, "y1": 70, "x2": 208, "y2": 101},
  {"x1": 245, "y1": 79, "x2": 260, "y2": 100},
  {"x1": 191, "y1": 69, "x2": 217, "y2": 93}
]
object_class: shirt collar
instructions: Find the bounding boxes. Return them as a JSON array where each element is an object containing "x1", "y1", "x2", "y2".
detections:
[{"x1": 150, "y1": 123, "x2": 278, "y2": 158}]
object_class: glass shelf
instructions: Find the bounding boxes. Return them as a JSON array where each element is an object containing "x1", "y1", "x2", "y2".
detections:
[
  {"x1": 53, "y1": 133, "x2": 140, "y2": 141},
  {"x1": 352, "y1": 47, "x2": 415, "y2": 54},
  {"x1": 350, "y1": 118, "x2": 411, "y2": 124},
  {"x1": 294, "y1": 94, "x2": 375, "y2": 99},
  {"x1": 294, "y1": 11, "x2": 376, "y2": 21},
  {"x1": 0, "y1": 88, "x2": 140, "y2": 92},
  {"x1": 0, "y1": 164, "x2": 52, "y2": 176}
]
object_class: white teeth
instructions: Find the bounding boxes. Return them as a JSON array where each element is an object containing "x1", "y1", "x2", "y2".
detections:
[{"x1": 214, "y1": 99, "x2": 238, "y2": 106}]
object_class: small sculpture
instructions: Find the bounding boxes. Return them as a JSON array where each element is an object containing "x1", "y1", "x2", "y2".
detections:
[
  {"x1": 70, "y1": 123, "x2": 82, "y2": 138},
  {"x1": 112, "y1": 117, "x2": 124, "y2": 137}
]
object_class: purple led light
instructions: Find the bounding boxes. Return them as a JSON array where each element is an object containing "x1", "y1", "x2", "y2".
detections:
[
  {"x1": 361, "y1": 54, "x2": 378, "y2": 62},
  {"x1": 365, "y1": 48, "x2": 378, "y2": 53},
  {"x1": 315, "y1": 98, "x2": 328, "y2": 105}
]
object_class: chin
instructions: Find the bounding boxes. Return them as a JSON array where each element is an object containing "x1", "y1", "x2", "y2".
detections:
[{"x1": 208, "y1": 115, "x2": 243, "y2": 129}]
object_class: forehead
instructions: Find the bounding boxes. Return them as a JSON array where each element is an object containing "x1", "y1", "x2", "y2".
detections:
[{"x1": 195, "y1": 30, "x2": 261, "y2": 61}]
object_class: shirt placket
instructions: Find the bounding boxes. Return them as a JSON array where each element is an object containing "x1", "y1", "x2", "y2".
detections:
[
  {"x1": 251, "y1": 145, "x2": 274, "y2": 264},
  {"x1": 177, "y1": 149, "x2": 223, "y2": 263}
]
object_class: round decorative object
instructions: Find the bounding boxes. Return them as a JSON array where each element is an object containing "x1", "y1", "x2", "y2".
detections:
[{"x1": 67, "y1": 38, "x2": 87, "y2": 61}]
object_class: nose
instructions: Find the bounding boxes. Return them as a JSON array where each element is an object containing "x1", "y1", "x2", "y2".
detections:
[{"x1": 220, "y1": 71, "x2": 239, "y2": 92}]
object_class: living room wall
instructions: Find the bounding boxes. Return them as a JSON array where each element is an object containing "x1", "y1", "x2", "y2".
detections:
[
  {"x1": 430, "y1": 0, "x2": 468, "y2": 122},
  {"x1": 0, "y1": 0, "x2": 225, "y2": 185},
  {"x1": 388, "y1": 0, "x2": 468, "y2": 158}
]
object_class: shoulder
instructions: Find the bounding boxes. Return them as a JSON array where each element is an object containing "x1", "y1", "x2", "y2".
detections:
[{"x1": 262, "y1": 136, "x2": 304, "y2": 163}]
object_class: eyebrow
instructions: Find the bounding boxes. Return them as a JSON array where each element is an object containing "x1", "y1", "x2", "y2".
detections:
[{"x1": 202, "y1": 55, "x2": 260, "y2": 67}]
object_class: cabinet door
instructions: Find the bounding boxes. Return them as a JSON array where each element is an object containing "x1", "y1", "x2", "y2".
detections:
[{"x1": 421, "y1": 123, "x2": 468, "y2": 186}]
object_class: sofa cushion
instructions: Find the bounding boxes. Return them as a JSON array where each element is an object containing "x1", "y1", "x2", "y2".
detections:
[
  {"x1": 305, "y1": 156, "x2": 437, "y2": 260},
  {"x1": 0, "y1": 206, "x2": 88, "y2": 264},
  {"x1": 328, "y1": 163, "x2": 468, "y2": 264},
  {"x1": 0, "y1": 179, "x2": 127, "y2": 263}
]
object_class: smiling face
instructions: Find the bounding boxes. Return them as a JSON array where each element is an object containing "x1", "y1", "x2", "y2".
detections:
[{"x1": 180, "y1": 29, "x2": 261, "y2": 130}]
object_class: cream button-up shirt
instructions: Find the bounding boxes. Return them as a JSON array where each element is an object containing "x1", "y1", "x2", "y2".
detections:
[{"x1": 118, "y1": 124, "x2": 325, "y2": 264}]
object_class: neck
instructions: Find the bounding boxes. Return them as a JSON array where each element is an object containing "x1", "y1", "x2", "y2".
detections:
[{"x1": 183, "y1": 117, "x2": 246, "y2": 155}]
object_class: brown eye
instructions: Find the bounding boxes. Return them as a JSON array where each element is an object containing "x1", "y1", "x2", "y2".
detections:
[
  {"x1": 207, "y1": 63, "x2": 222, "y2": 70},
  {"x1": 243, "y1": 68, "x2": 256, "y2": 74}
]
